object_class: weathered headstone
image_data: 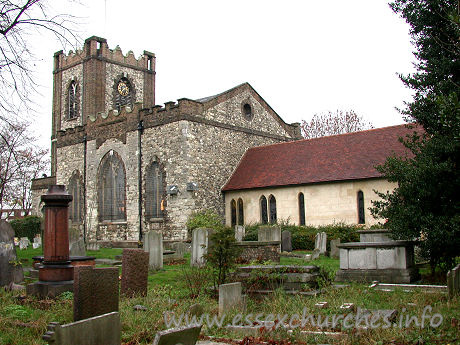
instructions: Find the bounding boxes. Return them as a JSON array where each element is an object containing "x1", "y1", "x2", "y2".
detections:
[
  {"x1": 87, "y1": 242, "x2": 100, "y2": 251},
  {"x1": 73, "y1": 266, "x2": 119, "y2": 321},
  {"x1": 0, "y1": 220, "x2": 24, "y2": 286},
  {"x1": 143, "y1": 230, "x2": 163, "y2": 270},
  {"x1": 330, "y1": 239, "x2": 341, "y2": 259},
  {"x1": 19, "y1": 237, "x2": 30, "y2": 250},
  {"x1": 188, "y1": 303, "x2": 204, "y2": 317},
  {"x1": 219, "y1": 282, "x2": 243, "y2": 315},
  {"x1": 235, "y1": 225, "x2": 245, "y2": 242},
  {"x1": 258, "y1": 226, "x2": 281, "y2": 242},
  {"x1": 314, "y1": 232, "x2": 327, "y2": 254},
  {"x1": 281, "y1": 230, "x2": 292, "y2": 252},
  {"x1": 121, "y1": 249, "x2": 149, "y2": 297},
  {"x1": 42, "y1": 312, "x2": 121, "y2": 345},
  {"x1": 153, "y1": 325, "x2": 202, "y2": 345},
  {"x1": 311, "y1": 249, "x2": 320, "y2": 260},
  {"x1": 69, "y1": 238, "x2": 86, "y2": 257},
  {"x1": 191, "y1": 228, "x2": 213, "y2": 267},
  {"x1": 171, "y1": 242, "x2": 188, "y2": 258},
  {"x1": 447, "y1": 264, "x2": 460, "y2": 300}
]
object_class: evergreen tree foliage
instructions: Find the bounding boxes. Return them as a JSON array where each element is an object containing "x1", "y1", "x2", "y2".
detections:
[{"x1": 371, "y1": 0, "x2": 460, "y2": 273}]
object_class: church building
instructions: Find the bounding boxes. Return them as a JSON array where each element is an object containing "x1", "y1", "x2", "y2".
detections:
[{"x1": 31, "y1": 36, "x2": 301, "y2": 245}]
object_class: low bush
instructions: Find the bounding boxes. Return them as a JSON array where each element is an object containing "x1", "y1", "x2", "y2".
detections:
[
  {"x1": 243, "y1": 222, "x2": 360, "y2": 250},
  {"x1": 186, "y1": 210, "x2": 224, "y2": 236},
  {"x1": 10, "y1": 216, "x2": 42, "y2": 240}
]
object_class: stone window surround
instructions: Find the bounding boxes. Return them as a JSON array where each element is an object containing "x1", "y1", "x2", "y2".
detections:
[
  {"x1": 240, "y1": 99, "x2": 254, "y2": 121},
  {"x1": 144, "y1": 158, "x2": 167, "y2": 222},
  {"x1": 64, "y1": 78, "x2": 81, "y2": 121}
]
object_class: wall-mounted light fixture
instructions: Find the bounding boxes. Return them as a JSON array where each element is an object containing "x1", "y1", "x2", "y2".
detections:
[
  {"x1": 186, "y1": 182, "x2": 199, "y2": 191},
  {"x1": 167, "y1": 185, "x2": 178, "y2": 195}
]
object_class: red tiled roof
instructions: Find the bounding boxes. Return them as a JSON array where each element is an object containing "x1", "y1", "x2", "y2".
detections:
[{"x1": 222, "y1": 124, "x2": 421, "y2": 191}]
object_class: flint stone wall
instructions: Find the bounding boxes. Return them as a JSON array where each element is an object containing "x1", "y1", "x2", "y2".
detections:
[{"x1": 235, "y1": 241, "x2": 280, "y2": 263}]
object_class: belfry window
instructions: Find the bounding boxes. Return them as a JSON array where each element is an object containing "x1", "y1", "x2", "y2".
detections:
[
  {"x1": 237, "y1": 198, "x2": 244, "y2": 226},
  {"x1": 260, "y1": 195, "x2": 268, "y2": 224},
  {"x1": 145, "y1": 162, "x2": 165, "y2": 219},
  {"x1": 298, "y1": 192, "x2": 306, "y2": 226},
  {"x1": 98, "y1": 151, "x2": 126, "y2": 221},
  {"x1": 269, "y1": 195, "x2": 277, "y2": 224},
  {"x1": 231, "y1": 199, "x2": 237, "y2": 227},
  {"x1": 357, "y1": 191, "x2": 365, "y2": 224},
  {"x1": 68, "y1": 171, "x2": 83, "y2": 222},
  {"x1": 115, "y1": 77, "x2": 133, "y2": 110},
  {"x1": 67, "y1": 81, "x2": 77, "y2": 119}
]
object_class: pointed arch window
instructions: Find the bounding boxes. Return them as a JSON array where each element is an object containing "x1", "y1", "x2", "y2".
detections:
[
  {"x1": 68, "y1": 171, "x2": 83, "y2": 222},
  {"x1": 237, "y1": 198, "x2": 244, "y2": 226},
  {"x1": 260, "y1": 195, "x2": 268, "y2": 224},
  {"x1": 145, "y1": 162, "x2": 165, "y2": 218},
  {"x1": 357, "y1": 191, "x2": 365, "y2": 224},
  {"x1": 269, "y1": 195, "x2": 277, "y2": 224},
  {"x1": 98, "y1": 151, "x2": 126, "y2": 221},
  {"x1": 67, "y1": 81, "x2": 78, "y2": 119},
  {"x1": 231, "y1": 199, "x2": 237, "y2": 227},
  {"x1": 298, "y1": 192, "x2": 306, "y2": 226}
]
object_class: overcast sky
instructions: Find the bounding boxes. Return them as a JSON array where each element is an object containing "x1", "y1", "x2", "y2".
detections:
[{"x1": 29, "y1": 0, "x2": 415, "y2": 150}]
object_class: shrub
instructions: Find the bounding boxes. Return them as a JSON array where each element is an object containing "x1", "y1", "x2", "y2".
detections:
[
  {"x1": 204, "y1": 226, "x2": 241, "y2": 288},
  {"x1": 10, "y1": 216, "x2": 42, "y2": 240},
  {"x1": 186, "y1": 210, "x2": 224, "y2": 236},
  {"x1": 180, "y1": 266, "x2": 212, "y2": 298}
]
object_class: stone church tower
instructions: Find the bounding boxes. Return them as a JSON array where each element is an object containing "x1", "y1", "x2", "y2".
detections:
[{"x1": 32, "y1": 36, "x2": 301, "y2": 245}]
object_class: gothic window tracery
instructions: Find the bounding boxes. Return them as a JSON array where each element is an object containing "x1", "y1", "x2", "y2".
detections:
[
  {"x1": 269, "y1": 195, "x2": 277, "y2": 224},
  {"x1": 237, "y1": 198, "x2": 244, "y2": 226},
  {"x1": 98, "y1": 151, "x2": 126, "y2": 221},
  {"x1": 67, "y1": 80, "x2": 79, "y2": 119},
  {"x1": 260, "y1": 195, "x2": 268, "y2": 224},
  {"x1": 231, "y1": 199, "x2": 237, "y2": 227},
  {"x1": 145, "y1": 161, "x2": 165, "y2": 219}
]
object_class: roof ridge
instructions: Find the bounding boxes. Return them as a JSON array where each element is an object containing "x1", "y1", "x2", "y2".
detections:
[
  {"x1": 195, "y1": 82, "x2": 249, "y2": 103},
  {"x1": 249, "y1": 123, "x2": 410, "y2": 151}
]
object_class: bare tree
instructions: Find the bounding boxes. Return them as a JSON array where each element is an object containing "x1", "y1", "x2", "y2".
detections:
[
  {"x1": 0, "y1": 120, "x2": 48, "y2": 214},
  {"x1": 300, "y1": 110, "x2": 374, "y2": 139},
  {"x1": 0, "y1": 0, "x2": 78, "y2": 118}
]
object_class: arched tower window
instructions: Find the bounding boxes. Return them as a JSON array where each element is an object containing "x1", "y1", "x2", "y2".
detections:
[
  {"x1": 237, "y1": 198, "x2": 244, "y2": 226},
  {"x1": 269, "y1": 195, "x2": 277, "y2": 224},
  {"x1": 298, "y1": 192, "x2": 305, "y2": 226},
  {"x1": 357, "y1": 191, "x2": 365, "y2": 224},
  {"x1": 68, "y1": 171, "x2": 83, "y2": 222},
  {"x1": 98, "y1": 151, "x2": 126, "y2": 221},
  {"x1": 231, "y1": 199, "x2": 237, "y2": 227},
  {"x1": 260, "y1": 196, "x2": 268, "y2": 224},
  {"x1": 145, "y1": 161, "x2": 165, "y2": 218},
  {"x1": 67, "y1": 80, "x2": 78, "y2": 119},
  {"x1": 114, "y1": 77, "x2": 133, "y2": 110}
]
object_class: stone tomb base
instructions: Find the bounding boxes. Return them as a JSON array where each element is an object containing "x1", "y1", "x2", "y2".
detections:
[
  {"x1": 26, "y1": 280, "x2": 74, "y2": 299},
  {"x1": 335, "y1": 241, "x2": 420, "y2": 283}
]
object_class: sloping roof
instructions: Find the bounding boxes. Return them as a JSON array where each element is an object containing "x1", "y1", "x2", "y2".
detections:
[{"x1": 222, "y1": 124, "x2": 421, "y2": 191}]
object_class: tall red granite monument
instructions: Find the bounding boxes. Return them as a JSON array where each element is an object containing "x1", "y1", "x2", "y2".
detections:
[{"x1": 27, "y1": 185, "x2": 74, "y2": 298}]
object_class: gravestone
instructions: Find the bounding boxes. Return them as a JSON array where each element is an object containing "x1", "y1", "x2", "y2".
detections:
[
  {"x1": 314, "y1": 232, "x2": 327, "y2": 254},
  {"x1": 235, "y1": 225, "x2": 245, "y2": 242},
  {"x1": 69, "y1": 238, "x2": 86, "y2": 257},
  {"x1": 121, "y1": 249, "x2": 149, "y2": 297},
  {"x1": 153, "y1": 325, "x2": 202, "y2": 345},
  {"x1": 171, "y1": 242, "x2": 187, "y2": 258},
  {"x1": 42, "y1": 312, "x2": 121, "y2": 345},
  {"x1": 281, "y1": 230, "x2": 292, "y2": 252},
  {"x1": 33, "y1": 235, "x2": 42, "y2": 249},
  {"x1": 87, "y1": 242, "x2": 100, "y2": 251},
  {"x1": 19, "y1": 237, "x2": 30, "y2": 250},
  {"x1": 258, "y1": 226, "x2": 281, "y2": 242},
  {"x1": 330, "y1": 239, "x2": 341, "y2": 259},
  {"x1": 219, "y1": 282, "x2": 243, "y2": 315},
  {"x1": 0, "y1": 220, "x2": 24, "y2": 286},
  {"x1": 191, "y1": 228, "x2": 213, "y2": 267},
  {"x1": 447, "y1": 264, "x2": 460, "y2": 300},
  {"x1": 143, "y1": 230, "x2": 163, "y2": 270},
  {"x1": 73, "y1": 266, "x2": 119, "y2": 321}
]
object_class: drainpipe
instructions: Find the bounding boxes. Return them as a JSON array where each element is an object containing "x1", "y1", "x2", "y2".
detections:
[
  {"x1": 83, "y1": 134, "x2": 87, "y2": 243},
  {"x1": 137, "y1": 120, "x2": 144, "y2": 244}
]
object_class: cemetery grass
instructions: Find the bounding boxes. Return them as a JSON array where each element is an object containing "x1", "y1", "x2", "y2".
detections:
[{"x1": 1, "y1": 251, "x2": 459, "y2": 344}]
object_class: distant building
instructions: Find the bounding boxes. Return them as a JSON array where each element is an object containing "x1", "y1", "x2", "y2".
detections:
[{"x1": 222, "y1": 125, "x2": 419, "y2": 227}]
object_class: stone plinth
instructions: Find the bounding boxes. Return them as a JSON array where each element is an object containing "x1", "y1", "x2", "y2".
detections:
[
  {"x1": 234, "y1": 241, "x2": 280, "y2": 263},
  {"x1": 73, "y1": 266, "x2": 119, "y2": 321},
  {"x1": 121, "y1": 249, "x2": 148, "y2": 297},
  {"x1": 335, "y1": 241, "x2": 419, "y2": 283},
  {"x1": 357, "y1": 229, "x2": 393, "y2": 242}
]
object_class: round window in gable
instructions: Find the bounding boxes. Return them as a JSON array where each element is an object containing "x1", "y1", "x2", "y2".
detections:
[{"x1": 242, "y1": 102, "x2": 253, "y2": 121}]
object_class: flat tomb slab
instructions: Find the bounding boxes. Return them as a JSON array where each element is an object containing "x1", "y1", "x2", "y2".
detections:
[{"x1": 335, "y1": 268, "x2": 420, "y2": 284}]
